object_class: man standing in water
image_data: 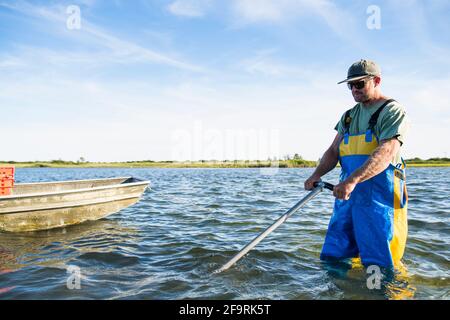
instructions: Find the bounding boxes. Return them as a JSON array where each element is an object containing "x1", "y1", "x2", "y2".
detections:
[{"x1": 305, "y1": 59, "x2": 409, "y2": 268}]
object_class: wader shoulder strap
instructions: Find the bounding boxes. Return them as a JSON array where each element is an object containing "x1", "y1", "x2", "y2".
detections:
[{"x1": 368, "y1": 99, "x2": 396, "y2": 130}]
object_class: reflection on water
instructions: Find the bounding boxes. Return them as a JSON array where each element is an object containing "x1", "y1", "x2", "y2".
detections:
[
  {"x1": 0, "y1": 219, "x2": 138, "y2": 271},
  {"x1": 0, "y1": 167, "x2": 448, "y2": 299},
  {"x1": 0, "y1": 219, "x2": 140, "y2": 299}
]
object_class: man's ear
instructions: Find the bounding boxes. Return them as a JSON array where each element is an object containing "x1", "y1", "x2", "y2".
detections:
[{"x1": 374, "y1": 76, "x2": 381, "y2": 87}]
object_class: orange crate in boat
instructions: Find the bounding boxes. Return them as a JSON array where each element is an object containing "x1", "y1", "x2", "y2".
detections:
[
  {"x1": 0, "y1": 188, "x2": 12, "y2": 196},
  {"x1": 0, "y1": 175, "x2": 14, "y2": 196},
  {"x1": 0, "y1": 179, "x2": 14, "y2": 188},
  {"x1": 0, "y1": 166, "x2": 15, "y2": 179}
]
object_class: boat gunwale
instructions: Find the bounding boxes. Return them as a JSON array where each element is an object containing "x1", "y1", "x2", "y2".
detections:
[
  {"x1": 12, "y1": 176, "x2": 133, "y2": 187},
  {"x1": 0, "y1": 193, "x2": 143, "y2": 215},
  {"x1": 0, "y1": 177, "x2": 151, "y2": 201}
]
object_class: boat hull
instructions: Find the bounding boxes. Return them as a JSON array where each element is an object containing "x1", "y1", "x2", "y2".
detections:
[{"x1": 0, "y1": 177, "x2": 149, "y2": 232}]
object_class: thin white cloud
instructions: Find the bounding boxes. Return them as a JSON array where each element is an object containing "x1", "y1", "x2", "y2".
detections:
[
  {"x1": 233, "y1": 0, "x2": 284, "y2": 22},
  {"x1": 230, "y1": 0, "x2": 359, "y2": 43},
  {"x1": 238, "y1": 49, "x2": 309, "y2": 77},
  {"x1": 0, "y1": 55, "x2": 26, "y2": 69},
  {"x1": 167, "y1": 0, "x2": 211, "y2": 18},
  {"x1": 386, "y1": 0, "x2": 450, "y2": 65},
  {"x1": 241, "y1": 58, "x2": 287, "y2": 76},
  {"x1": 0, "y1": 1, "x2": 204, "y2": 72},
  {"x1": 232, "y1": 0, "x2": 345, "y2": 23}
]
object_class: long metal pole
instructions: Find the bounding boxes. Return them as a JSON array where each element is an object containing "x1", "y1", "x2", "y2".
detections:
[{"x1": 214, "y1": 182, "x2": 329, "y2": 274}]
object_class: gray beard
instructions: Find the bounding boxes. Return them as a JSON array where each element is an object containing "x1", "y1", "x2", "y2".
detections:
[{"x1": 353, "y1": 93, "x2": 369, "y2": 103}]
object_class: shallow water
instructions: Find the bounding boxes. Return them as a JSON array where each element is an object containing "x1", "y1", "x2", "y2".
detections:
[{"x1": 0, "y1": 167, "x2": 448, "y2": 299}]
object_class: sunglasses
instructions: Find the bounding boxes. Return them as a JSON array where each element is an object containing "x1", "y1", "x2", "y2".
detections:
[{"x1": 347, "y1": 77, "x2": 373, "y2": 90}]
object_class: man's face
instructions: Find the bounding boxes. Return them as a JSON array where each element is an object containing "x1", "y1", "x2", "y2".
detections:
[{"x1": 348, "y1": 76, "x2": 379, "y2": 102}]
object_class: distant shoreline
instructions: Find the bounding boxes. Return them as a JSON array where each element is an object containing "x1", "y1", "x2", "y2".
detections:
[
  {"x1": 1, "y1": 160, "x2": 315, "y2": 169},
  {"x1": 2, "y1": 158, "x2": 449, "y2": 168}
]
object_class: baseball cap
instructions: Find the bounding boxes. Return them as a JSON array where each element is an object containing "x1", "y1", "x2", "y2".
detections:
[{"x1": 337, "y1": 59, "x2": 381, "y2": 84}]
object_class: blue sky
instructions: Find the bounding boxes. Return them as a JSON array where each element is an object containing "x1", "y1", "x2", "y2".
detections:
[{"x1": 0, "y1": 0, "x2": 449, "y2": 162}]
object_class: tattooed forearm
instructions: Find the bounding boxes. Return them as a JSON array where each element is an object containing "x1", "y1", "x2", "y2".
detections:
[{"x1": 347, "y1": 138, "x2": 400, "y2": 184}]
